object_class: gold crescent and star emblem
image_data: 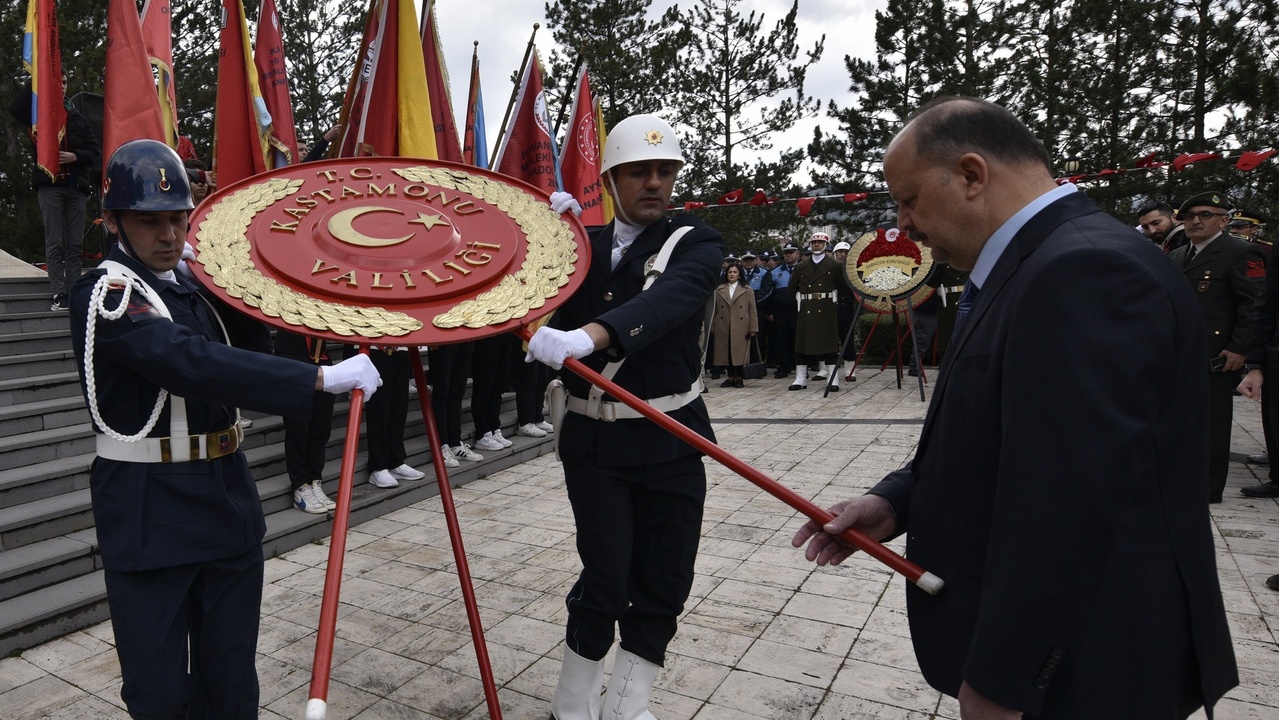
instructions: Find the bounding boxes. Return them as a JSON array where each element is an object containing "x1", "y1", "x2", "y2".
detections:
[{"x1": 328, "y1": 206, "x2": 453, "y2": 248}]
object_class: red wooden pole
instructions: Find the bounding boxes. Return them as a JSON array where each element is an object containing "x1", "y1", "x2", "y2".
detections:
[
  {"x1": 407, "y1": 347, "x2": 504, "y2": 719},
  {"x1": 516, "y1": 328, "x2": 944, "y2": 595},
  {"x1": 306, "y1": 347, "x2": 368, "y2": 720}
]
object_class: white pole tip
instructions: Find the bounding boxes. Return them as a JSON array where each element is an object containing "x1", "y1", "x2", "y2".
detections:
[
  {"x1": 304, "y1": 698, "x2": 327, "y2": 720},
  {"x1": 915, "y1": 571, "x2": 945, "y2": 595}
]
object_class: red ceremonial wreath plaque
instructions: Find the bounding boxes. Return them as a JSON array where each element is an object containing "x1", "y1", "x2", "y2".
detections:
[{"x1": 186, "y1": 158, "x2": 591, "y2": 346}]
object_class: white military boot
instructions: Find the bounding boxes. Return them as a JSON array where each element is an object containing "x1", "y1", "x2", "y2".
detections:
[
  {"x1": 601, "y1": 648, "x2": 660, "y2": 720},
  {"x1": 827, "y1": 363, "x2": 840, "y2": 390},
  {"x1": 787, "y1": 364, "x2": 808, "y2": 391},
  {"x1": 551, "y1": 643, "x2": 604, "y2": 720}
]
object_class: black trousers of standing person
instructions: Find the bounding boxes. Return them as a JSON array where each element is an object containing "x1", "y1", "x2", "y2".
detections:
[
  {"x1": 105, "y1": 545, "x2": 263, "y2": 720},
  {"x1": 428, "y1": 342, "x2": 473, "y2": 447},
  {"x1": 770, "y1": 307, "x2": 796, "y2": 372},
  {"x1": 284, "y1": 390, "x2": 335, "y2": 491},
  {"x1": 366, "y1": 349, "x2": 410, "y2": 472},
  {"x1": 1208, "y1": 371, "x2": 1236, "y2": 502},
  {"x1": 470, "y1": 334, "x2": 513, "y2": 438},
  {"x1": 561, "y1": 452, "x2": 705, "y2": 667},
  {"x1": 513, "y1": 339, "x2": 550, "y2": 425},
  {"x1": 1264, "y1": 358, "x2": 1278, "y2": 482}
]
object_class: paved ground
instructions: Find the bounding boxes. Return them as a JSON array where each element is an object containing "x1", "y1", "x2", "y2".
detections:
[{"x1": 2, "y1": 367, "x2": 1275, "y2": 719}]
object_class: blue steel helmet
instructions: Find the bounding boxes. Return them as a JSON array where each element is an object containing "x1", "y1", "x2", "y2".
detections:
[{"x1": 101, "y1": 139, "x2": 194, "y2": 212}]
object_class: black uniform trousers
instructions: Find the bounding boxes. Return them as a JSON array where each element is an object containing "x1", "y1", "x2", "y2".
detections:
[
  {"x1": 1208, "y1": 371, "x2": 1236, "y2": 501},
  {"x1": 770, "y1": 306, "x2": 796, "y2": 372},
  {"x1": 1264, "y1": 357, "x2": 1278, "y2": 482},
  {"x1": 284, "y1": 390, "x2": 335, "y2": 491},
  {"x1": 428, "y1": 342, "x2": 473, "y2": 447},
  {"x1": 470, "y1": 334, "x2": 513, "y2": 437},
  {"x1": 105, "y1": 545, "x2": 263, "y2": 719},
  {"x1": 562, "y1": 452, "x2": 705, "y2": 667},
  {"x1": 366, "y1": 349, "x2": 410, "y2": 472},
  {"x1": 512, "y1": 341, "x2": 549, "y2": 425}
]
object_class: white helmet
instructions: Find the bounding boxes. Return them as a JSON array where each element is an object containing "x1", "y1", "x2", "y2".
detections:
[
  {"x1": 601, "y1": 114, "x2": 684, "y2": 175},
  {"x1": 833, "y1": 241, "x2": 851, "y2": 252},
  {"x1": 809, "y1": 232, "x2": 831, "y2": 248}
]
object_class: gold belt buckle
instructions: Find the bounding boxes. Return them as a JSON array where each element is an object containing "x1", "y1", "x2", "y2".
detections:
[{"x1": 207, "y1": 427, "x2": 238, "y2": 459}]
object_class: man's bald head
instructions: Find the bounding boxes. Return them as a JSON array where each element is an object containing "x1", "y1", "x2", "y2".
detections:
[{"x1": 900, "y1": 97, "x2": 1054, "y2": 175}]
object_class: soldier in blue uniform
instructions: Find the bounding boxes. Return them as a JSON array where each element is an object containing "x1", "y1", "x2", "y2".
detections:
[
  {"x1": 69, "y1": 140, "x2": 381, "y2": 719},
  {"x1": 527, "y1": 114, "x2": 724, "y2": 720}
]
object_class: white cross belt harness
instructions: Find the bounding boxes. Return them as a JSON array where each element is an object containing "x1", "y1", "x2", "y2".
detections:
[{"x1": 85, "y1": 261, "x2": 244, "y2": 463}]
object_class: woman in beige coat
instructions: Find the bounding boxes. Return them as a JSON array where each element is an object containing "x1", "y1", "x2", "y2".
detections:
[{"x1": 712, "y1": 263, "x2": 759, "y2": 388}]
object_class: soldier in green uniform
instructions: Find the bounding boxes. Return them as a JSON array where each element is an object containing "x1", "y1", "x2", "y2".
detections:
[{"x1": 788, "y1": 232, "x2": 843, "y2": 390}]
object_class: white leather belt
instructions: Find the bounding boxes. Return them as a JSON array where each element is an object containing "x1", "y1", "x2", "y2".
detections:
[
  {"x1": 96, "y1": 424, "x2": 244, "y2": 463},
  {"x1": 566, "y1": 385, "x2": 702, "y2": 422},
  {"x1": 798, "y1": 291, "x2": 835, "y2": 301}
]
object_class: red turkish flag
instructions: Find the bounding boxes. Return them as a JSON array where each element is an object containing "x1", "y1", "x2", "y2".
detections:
[
  {"x1": 254, "y1": 0, "x2": 298, "y2": 166},
  {"x1": 748, "y1": 189, "x2": 769, "y2": 206},
  {"x1": 843, "y1": 192, "x2": 868, "y2": 202},
  {"x1": 1172, "y1": 152, "x2": 1221, "y2": 171},
  {"x1": 683, "y1": 201, "x2": 706, "y2": 211},
  {"x1": 796, "y1": 197, "x2": 816, "y2": 216},
  {"x1": 718, "y1": 188, "x2": 744, "y2": 205},
  {"x1": 559, "y1": 65, "x2": 606, "y2": 225},
  {"x1": 103, "y1": 0, "x2": 167, "y2": 175},
  {"x1": 1236, "y1": 150, "x2": 1276, "y2": 171},
  {"x1": 1134, "y1": 152, "x2": 1162, "y2": 168},
  {"x1": 493, "y1": 52, "x2": 557, "y2": 194}
]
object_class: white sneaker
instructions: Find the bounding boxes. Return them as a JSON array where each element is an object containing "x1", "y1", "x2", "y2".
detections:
[
  {"x1": 517, "y1": 422, "x2": 547, "y2": 438},
  {"x1": 439, "y1": 444, "x2": 460, "y2": 468},
  {"x1": 494, "y1": 429, "x2": 513, "y2": 448},
  {"x1": 388, "y1": 464, "x2": 425, "y2": 481},
  {"x1": 368, "y1": 469, "x2": 398, "y2": 488},
  {"x1": 238, "y1": 417, "x2": 253, "y2": 429},
  {"x1": 474, "y1": 431, "x2": 505, "y2": 452},
  {"x1": 310, "y1": 480, "x2": 336, "y2": 509},
  {"x1": 293, "y1": 484, "x2": 328, "y2": 514},
  {"x1": 451, "y1": 443, "x2": 484, "y2": 462},
  {"x1": 534, "y1": 421, "x2": 554, "y2": 433}
]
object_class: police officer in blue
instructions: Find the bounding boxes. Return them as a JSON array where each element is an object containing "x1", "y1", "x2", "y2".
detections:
[
  {"x1": 768, "y1": 242, "x2": 800, "y2": 377},
  {"x1": 69, "y1": 139, "x2": 381, "y2": 718},
  {"x1": 527, "y1": 114, "x2": 724, "y2": 720}
]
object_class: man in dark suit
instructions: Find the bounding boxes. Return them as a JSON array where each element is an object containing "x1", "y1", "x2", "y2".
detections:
[
  {"x1": 793, "y1": 98, "x2": 1237, "y2": 719},
  {"x1": 526, "y1": 114, "x2": 724, "y2": 720},
  {"x1": 1168, "y1": 192, "x2": 1266, "y2": 502}
]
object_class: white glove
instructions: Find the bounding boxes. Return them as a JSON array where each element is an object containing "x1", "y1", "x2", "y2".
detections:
[
  {"x1": 176, "y1": 242, "x2": 197, "y2": 282},
  {"x1": 323, "y1": 354, "x2": 383, "y2": 399},
  {"x1": 525, "y1": 327, "x2": 595, "y2": 369},
  {"x1": 550, "y1": 191, "x2": 583, "y2": 217}
]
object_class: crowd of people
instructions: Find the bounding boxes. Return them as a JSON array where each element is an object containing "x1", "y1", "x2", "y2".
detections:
[{"x1": 19, "y1": 82, "x2": 1272, "y2": 719}]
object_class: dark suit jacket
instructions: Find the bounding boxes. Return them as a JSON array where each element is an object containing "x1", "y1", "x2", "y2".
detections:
[
  {"x1": 869, "y1": 191, "x2": 1238, "y2": 718},
  {"x1": 552, "y1": 214, "x2": 724, "y2": 467},
  {"x1": 1168, "y1": 232, "x2": 1265, "y2": 360}
]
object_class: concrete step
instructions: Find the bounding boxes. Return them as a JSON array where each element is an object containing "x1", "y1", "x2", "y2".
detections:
[
  {"x1": 0, "y1": 311, "x2": 70, "y2": 336},
  {"x1": 0, "y1": 535, "x2": 98, "y2": 602},
  {"x1": 0, "y1": 292, "x2": 58, "y2": 315},
  {"x1": 0, "y1": 394, "x2": 88, "y2": 436},
  {"x1": 0, "y1": 370, "x2": 83, "y2": 405},
  {"x1": 0, "y1": 570, "x2": 109, "y2": 658},
  {"x1": 0, "y1": 278, "x2": 53, "y2": 297},
  {"x1": 0, "y1": 348, "x2": 78, "y2": 381},
  {"x1": 0, "y1": 328, "x2": 72, "y2": 355}
]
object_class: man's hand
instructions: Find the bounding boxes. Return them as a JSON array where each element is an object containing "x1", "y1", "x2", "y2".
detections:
[
  {"x1": 1219, "y1": 350, "x2": 1245, "y2": 372},
  {"x1": 525, "y1": 326, "x2": 597, "y2": 369},
  {"x1": 1238, "y1": 368, "x2": 1264, "y2": 400},
  {"x1": 59, "y1": 150, "x2": 76, "y2": 165},
  {"x1": 550, "y1": 191, "x2": 583, "y2": 216},
  {"x1": 320, "y1": 354, "x2": 382, "y2": 399},
  {"x1": 791, "y1": 495, "x2": 897, "y2": 567},
  {"x1": 959, "y1": 682, "x2": 1022, "y2": 719}
]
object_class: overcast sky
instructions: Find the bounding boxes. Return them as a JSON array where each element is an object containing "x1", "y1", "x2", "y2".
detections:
[{"x1": 428, "y1": 0, "x2": 883, "y2": 186}]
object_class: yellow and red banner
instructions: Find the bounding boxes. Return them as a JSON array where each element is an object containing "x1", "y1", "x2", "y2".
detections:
[
  {"x1": 23, "y1": 0, "x2": 66, "y2": 181},
  {"x1": 139, "y1": 0, "x2": 179, "y2": 148},
  {"x1": 215, "y1": 0, "x2": 286, "y2": 185},
  {"x1": 103, "y1": 0, "x2": 167, "y2": 174},
  {"x1": 335, "y1": 0, "x2": 437, "y2": 159},
  {"x1": 254, "y1": 0, "x2": 298, "y2": 167}
]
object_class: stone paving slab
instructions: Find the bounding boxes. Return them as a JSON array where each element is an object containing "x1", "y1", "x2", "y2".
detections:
[{"x1": 1, "y1": 368, "x2": 1275, "y2": 719}]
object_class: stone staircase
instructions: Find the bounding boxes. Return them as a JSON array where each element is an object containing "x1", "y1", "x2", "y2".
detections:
[{"x1": 0, "y1": 275, "x2": 554, "y2": 656}]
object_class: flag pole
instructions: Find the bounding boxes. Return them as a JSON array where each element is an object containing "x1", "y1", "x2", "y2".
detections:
[
  {"x1": 552, "y1": 53, "x2": 584, "y2": 138},
  {"x1": 491, "y1": 22, "x2": 538, "y2": 161}
]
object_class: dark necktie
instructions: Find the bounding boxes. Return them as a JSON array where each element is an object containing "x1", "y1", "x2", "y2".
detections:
[
  {"x1": 1184, "y1": 244, "x2": 1198, "y2": 268},
  {"x1": 953, "y1": 281, "x2": 979, "y2": 337}
]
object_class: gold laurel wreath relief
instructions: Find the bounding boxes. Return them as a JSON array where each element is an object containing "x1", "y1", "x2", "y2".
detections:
[
  {"x1": 392, "y1": 166, "x2": 579, "y2": 329},
  {"x1": 194, "y1": 178, "x2": 423, "y2": 338}
]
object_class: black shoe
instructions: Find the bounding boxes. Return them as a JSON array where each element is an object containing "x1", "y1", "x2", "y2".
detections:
[
  {"x1": 907, "y1": 368, "x2": 919, "y2": 377},
  {"x1": 51, "y1": 293, "x2": 69, "y2": 311},
  {"x1": 773, "y1": 370, "x2": 789, "y2": 379},
  {"x1": 710, "y1": 370, "x2": 722, "y2": 380},
  {"x1": 1248, "y1": 453, "x2": 1270, "y2": 465},
  {"x1": 733, "y1": 378, "x2": 743, "y2": 388},
  {"x1": 720, "y1": 378, "x2": 735, "y2": 387},
  {"x1": 1268, "y1": 574, "x2": 1279, "y2": 591},
  {"x1": 788, "y1": 383, "x2": 806, "y2": 391},
  {"x1": 1240, "y1": 482, "x2": 1279, "y2": 498},
  {"x1": 827, "y1": 385, "x2": 840, "y2": 392}
]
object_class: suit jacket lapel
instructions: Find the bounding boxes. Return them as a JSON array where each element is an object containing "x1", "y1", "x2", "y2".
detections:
[{"x1": 1182, "y1": 235, "x2": 1222, "y2": 275}]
